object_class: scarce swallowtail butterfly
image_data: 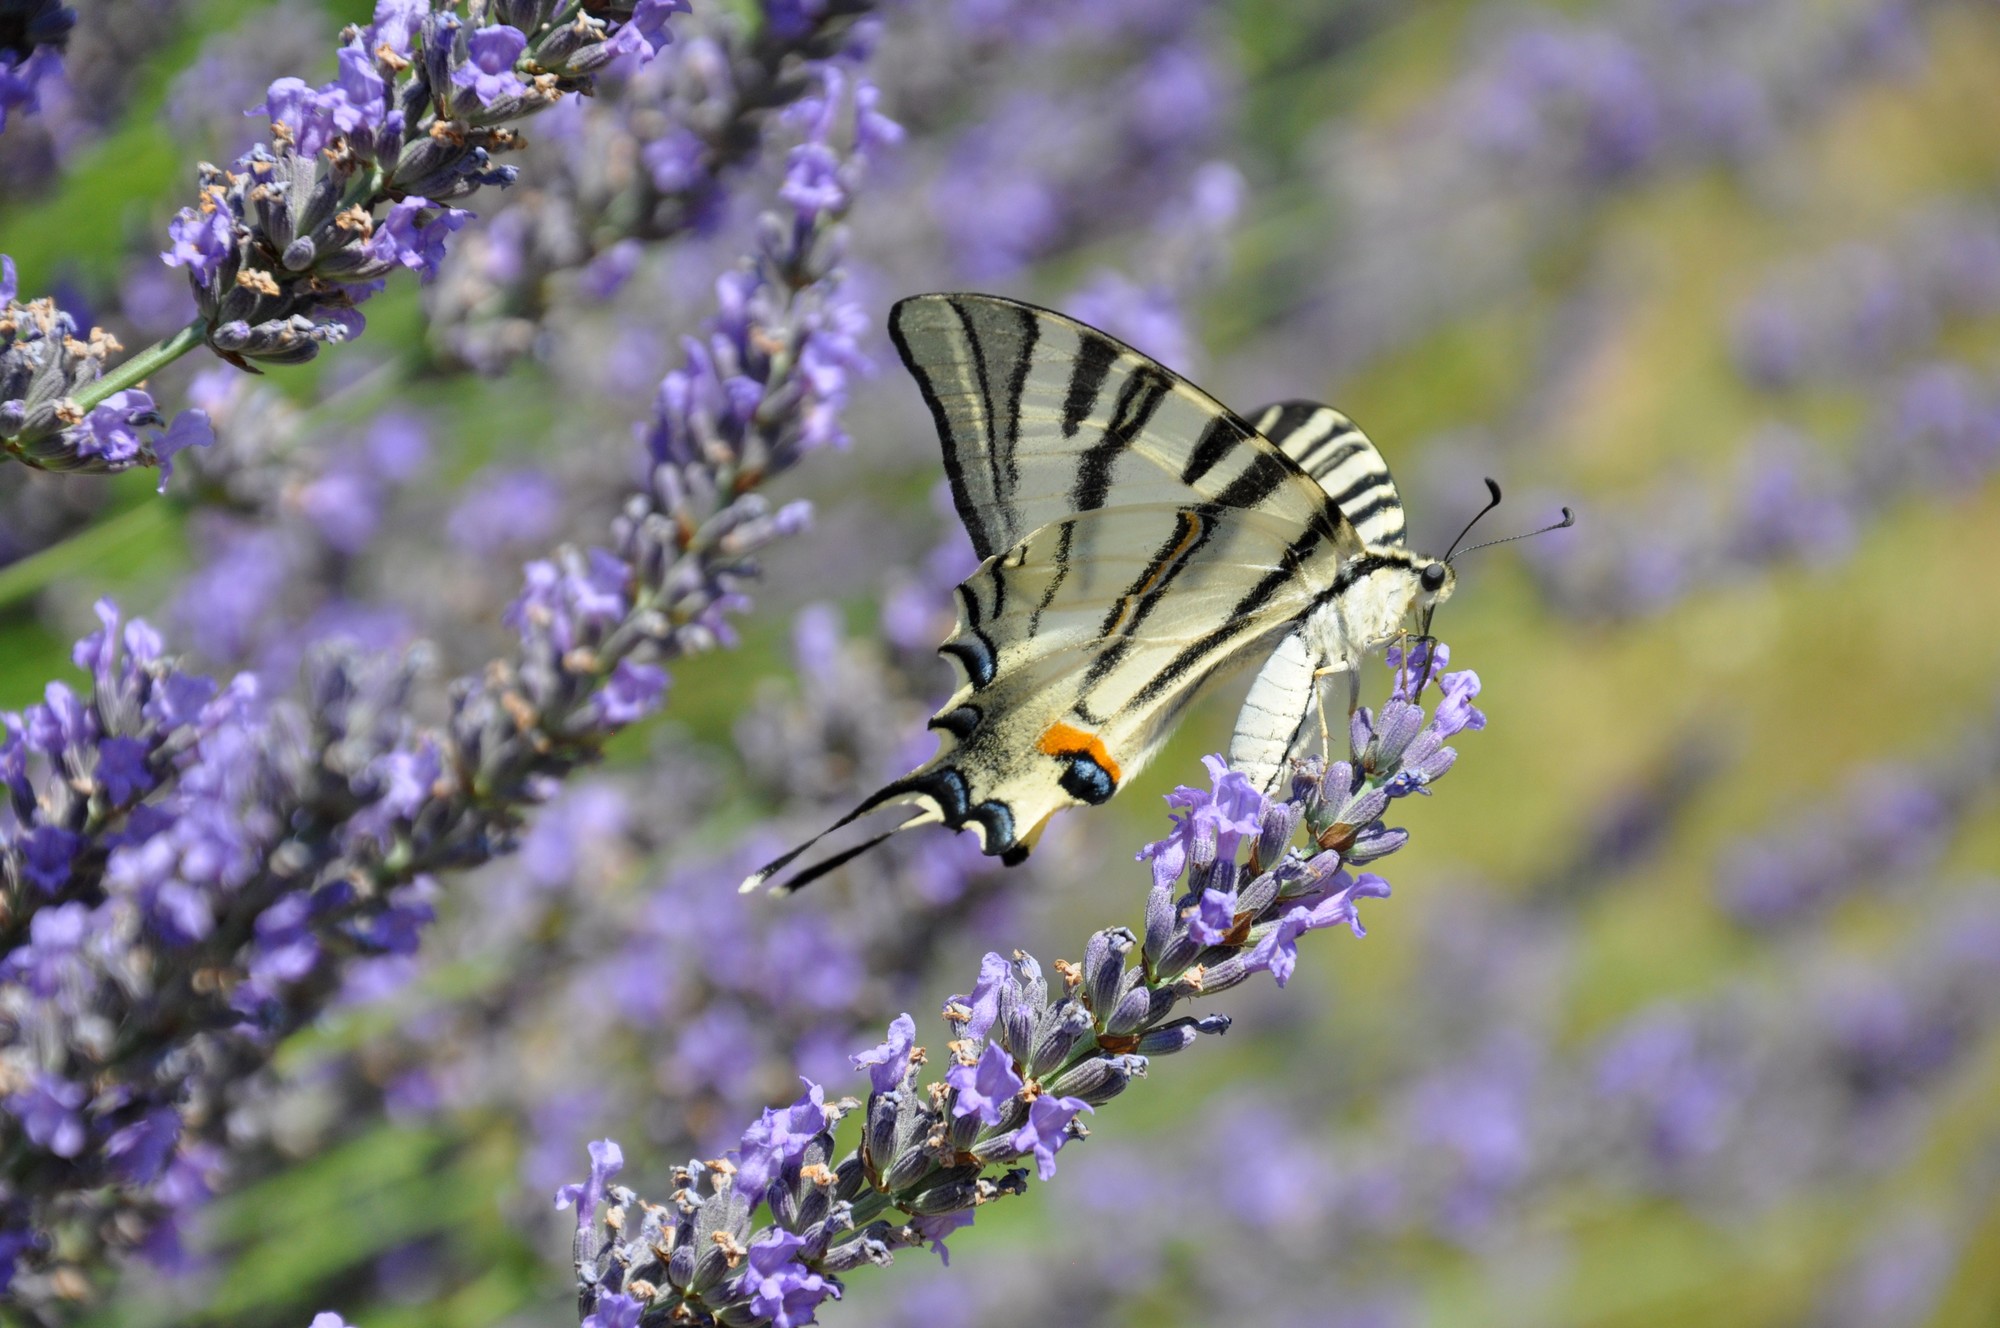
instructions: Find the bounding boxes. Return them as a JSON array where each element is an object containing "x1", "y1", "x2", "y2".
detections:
[{"x1": 743, "y1": 292, "x2": 1460, "y2": 894}]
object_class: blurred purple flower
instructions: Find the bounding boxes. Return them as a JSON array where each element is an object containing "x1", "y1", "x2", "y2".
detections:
[{"x1": 452, "y1": 25, "x2": 529, "y2": 107}]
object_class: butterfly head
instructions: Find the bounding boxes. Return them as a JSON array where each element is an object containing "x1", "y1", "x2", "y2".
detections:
[{"x1": 1414, "y1": 558, "x2": 1455, "y2": 638}]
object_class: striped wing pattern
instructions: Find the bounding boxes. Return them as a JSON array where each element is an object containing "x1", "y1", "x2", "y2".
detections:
[
  {"x1": 744, "y1": 296, "x2": 1372, "y2": 894},
  {"x1": 1225, "y1": 402, "x2": 1411, "y2": 796},
  {"x1": 912, "y1": 502, "x2": 1341, "y2": 852},
  {"x1": 890, "y1": 295, "x2": 1344, "y2": 560},
  {"x1": 1250, "y1": 401, "x2": 1407, "y2": 547}
]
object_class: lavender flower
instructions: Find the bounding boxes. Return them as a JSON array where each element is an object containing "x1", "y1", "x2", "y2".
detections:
[
  {"x1": 0, "y1": 0, "x2": 71, "y2": 133},
  {"x1": 0, "y1": 257, "x2": 215, "y2": 478},
  {"x1": 0, "y1": 1, "x2": 691, "y2": 480},
  {"x1": 558, "y1": 646, "x2": 1485, "y2": 1324}
]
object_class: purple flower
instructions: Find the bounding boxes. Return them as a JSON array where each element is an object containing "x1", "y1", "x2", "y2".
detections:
[
  {"x1": 309, "y1": 1315, "x2": 355, "y2": 1328},
  {"x1": 909, "y1": 1209, "x2": 975, "y2": 1265},
  {"x1": 365, "y1": 197, "x2": 472, "y2": 282},
  {"x1": 581, "y1": 1293, "x2": 643, "y2": 1328},
  {"x1": 781, "y1": 143, "x2": 847, "y2": 222},
  {"x1": 10, "y1": 1075, "x2": 88, "y2": 1158},
  {"x1": 737, "y1": 1228, "x2": 838, "y2": 1328},
  {"x1": 447, "y1": 466, "x2": 563, "y2": 554},
  {"x1": 451, "y1": 24, "x2": 528, "y2": 107},
  {"x1": 947, "y1": 1042, "x2": 1023, "y2": 1126},
  {"x1": 1008, "y1": 1093, "x2": 1092, "y2": 1180},
  {"x1": 1146, "y1": 754, "x2": 1267, "y2": 874},
  {"x1": 104, "y1": 1110, "x2": 182, "y2": 1186},
  {"x1": 852, "y1": 1012, "x2": 917, "y2": 1094},
  {"x1": 96, "y1": 736, "x2": 155, "y2": 804},
  {"x1": 595, "y1": 660, "x2": 668, "y2": 726},
  {"x1": 732, "y1": 1080, "x2": 829, "y2": 1201},
  {"x1": 367, "y1": 0, "x2": 427, "y2": 56},
  {"x1": 152, "y1": 410, "x2": 214, "y2": 491},
  {"x1": 18, "y1": 824, "x2": 80, "y2": 893},
  {"x1": 960, "y1": 951, "x2": 1010, "y2": 1040},
  {"x1": 296, "y1": 466, "x2": 382, "y2": 554},
  {"x1": 331, "y1": 45, "x2": 385, "y2": 122},
  {"x1": 642, "y1": 127, "x2": 707, "y2": 192},
  {"x1": 3, "y1": 900, "x2": 85, "y2": 989},
  {"x1": 579, "y1": 239, "x2": 643, "y2": 300},
  {"x1": 1245, "y1": 873, "x2": 1393, "y2": 988},
  {"x1": 74, "y1": 390, "x2": 161, "y2": 466},
  {"x1": 161, "y1": 206, "x2": 234, "y2": 287},
  {"x1": 1429, "y1": 669, "x2": 1486, "y2": 740},
  {"x1": 0, "y1": 44, "x2": 62, "y2": 133},
  {"x1": 603, "y1": 0, "x2": 689, "y2": 63},
  {"x1": 255, "y1": 76, "x2": 338, "y2": 157},
  {"x1": 553, "y1": 1138, "x2": 625, "y2": 1214},
  {"x1": 1190, "y1": 887, "x2": 1237, "y2": 946},
  {"x1": 345, "y1": 743, "x2": 443, "y2": 851}
]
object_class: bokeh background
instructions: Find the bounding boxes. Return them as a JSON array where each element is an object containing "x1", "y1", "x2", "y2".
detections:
[{"x1": 5, "y1": 0, "x2": 2000, "y2": 1324}]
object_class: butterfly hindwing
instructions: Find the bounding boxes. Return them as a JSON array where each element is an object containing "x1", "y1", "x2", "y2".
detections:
[
  {"x1": 1251, "y1": 401, "x2": 1407, "y2": 548},
  {"x1": 1220, "y1": 402, "x2": 1411, "y2": 795},
  {"x1": 890, "y1": 294, "x2": 1345, "y2": 560}
]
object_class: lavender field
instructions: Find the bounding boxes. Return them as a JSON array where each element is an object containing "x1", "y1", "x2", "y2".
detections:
[{"x1": 4, "y1": 0, "x2": 2000, "y2": 1325}]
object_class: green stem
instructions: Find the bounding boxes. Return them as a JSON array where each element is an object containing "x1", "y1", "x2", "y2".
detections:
[{"x1": 70, "y1": 317, "x2": 210, "y2": 415}]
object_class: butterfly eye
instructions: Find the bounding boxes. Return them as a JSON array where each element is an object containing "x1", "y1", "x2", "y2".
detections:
[{"x1": 1420, "y1": 563, "x2": 1447, "y2": 593}]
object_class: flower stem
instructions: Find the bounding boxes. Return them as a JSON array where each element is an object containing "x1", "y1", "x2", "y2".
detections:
[{"x1": 70, "y1": 317, "x2": 210, "y2": 415}]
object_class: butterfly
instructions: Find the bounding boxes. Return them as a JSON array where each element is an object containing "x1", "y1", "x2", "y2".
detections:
[{"x1": 743, "y1": 292, "x2": 1461, "y2": 894}]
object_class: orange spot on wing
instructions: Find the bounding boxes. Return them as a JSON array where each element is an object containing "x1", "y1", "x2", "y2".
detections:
[{"x1": 1037, "y1": 722, "x2": 1123, "y2": 785}]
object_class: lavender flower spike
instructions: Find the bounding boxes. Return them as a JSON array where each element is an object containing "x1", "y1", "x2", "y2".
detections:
[
  {"x1": 562, "y1": 646, "x2": 1486, "y2": 1324},
  {"x1": 1, "y1": 258, "x2": 215, "y2": 478},
  {"x1": 0, "y1": 65, "x2": 886, "y2": 1308},
  {"x1": 1, "y1": 1, "x2": 693, "y2": 480}
]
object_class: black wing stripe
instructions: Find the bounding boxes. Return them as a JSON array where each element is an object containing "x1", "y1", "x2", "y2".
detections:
[
  {"x1": 1325, "y1": 469, "x2": 1394, "y2": 512},
  {"x1": 1062, "y1": 334, "x2": 1120, "y2": 438},
  {"x1": 949, "y1": 298, "x2": 1007, "y2": 537},
  {"x1": 1132, "y1": 525, "x2": 1328, "y2": 706},
  {"x1": 1181, "y1": 414, "x2": 1246, "y2": 487},
  {"x1": 1081, "y1": 506, "x2": 1219, "y2": 689},
  {"x1": 1072, "y1": 365, "x2": 1171, "y2": 513},
  {"x1": 1269, "y1": 402, "x2": 1321, "y2": 436},
  {"x1": 1343, "y1": 492, "x2": 1403, "y2": 528},
  {"x1": 1211, "y1": 451, "x2": 1297, "y2": 510},
  {"x1": 891, "y1": 307, "x2": 998, "y2": 559},
  {"x1": 1029, "y1": 520, "x2": 1076, "y2": 636},
  {"x1": 1001, "y1": 300, "x2": 1039, "y2": 500},
  {"x1": 1296, "y1": 435, "x2": 1365, "y2": 478}
]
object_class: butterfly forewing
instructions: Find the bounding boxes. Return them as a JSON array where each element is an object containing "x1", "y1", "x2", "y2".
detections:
[{"x1": 891, "y1": 295, "x2": 1347, "y2": 559}]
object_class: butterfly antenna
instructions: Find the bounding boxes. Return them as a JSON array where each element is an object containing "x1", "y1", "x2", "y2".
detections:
[
  {"x1": 1442, "y1": 478, "x2": 1504, "y2": 563},
  {"x1": 1444, "y1": 506, "x2": 1576, "y2": 561}
]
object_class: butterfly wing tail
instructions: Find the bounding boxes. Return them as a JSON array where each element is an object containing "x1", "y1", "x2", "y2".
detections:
[{"x1": 738, "y1": 787, "x2": 946, "y2": 894}]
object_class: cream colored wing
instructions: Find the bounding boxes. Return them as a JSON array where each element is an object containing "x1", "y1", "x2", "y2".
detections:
[
  {"x1": 890, "y1": 294, "x2": 1351, "y2": 560},
  {"x1": 742, "y1": 502, "x2": 1351, "y2": 892}
]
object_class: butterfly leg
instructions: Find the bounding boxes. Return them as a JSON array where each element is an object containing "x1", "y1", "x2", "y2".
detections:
[{"x1": 1309, "y1": 661, "x2": 1359, "y2": 757}]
